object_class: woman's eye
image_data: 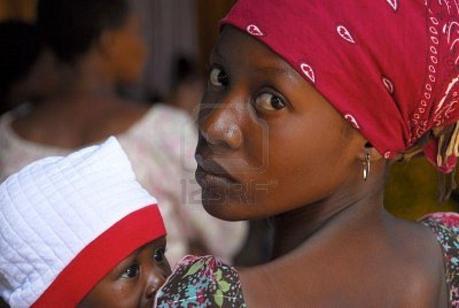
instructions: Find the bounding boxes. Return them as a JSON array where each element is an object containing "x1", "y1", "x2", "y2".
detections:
[
  {"x1": 254, "y1": 93, "x2": 286, "y2": 112},
  {"x1": 209, "y1": 67, "x2": 228, "y2": 87},
  {"x1": 153, "y1": 248, "x2": 165, "y2": 263},
  {"x1": 121, "y1": 264, "x2": 139, "y2": 279}
]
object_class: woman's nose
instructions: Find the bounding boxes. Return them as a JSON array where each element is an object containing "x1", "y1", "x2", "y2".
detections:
[{"x1": 199, "y1": 101, "x2": 244, "y2": 150}]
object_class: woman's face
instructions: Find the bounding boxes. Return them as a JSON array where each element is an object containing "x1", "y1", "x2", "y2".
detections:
[
  {"x1": 196, "y1": 27, "x2": 366, "y2": 221},
  {"x1": 78, "y1": 237, "x2": 171, "y2": 308}
]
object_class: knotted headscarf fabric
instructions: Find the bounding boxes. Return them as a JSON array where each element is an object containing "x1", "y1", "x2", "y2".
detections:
[{"x1": 222, "y1": 0, "x2": 459, "y2": 173}]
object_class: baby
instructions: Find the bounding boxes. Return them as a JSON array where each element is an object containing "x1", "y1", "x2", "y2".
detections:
[{"x1": 0, "y1": 137, "x2": 171, "y2": 307}]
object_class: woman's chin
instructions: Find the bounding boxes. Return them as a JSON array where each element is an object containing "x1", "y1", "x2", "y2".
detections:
[
  {"x1": 201, "y1": 193, "x2": 270, "y2": 221},
  {"x1": 202, "y1": 197, "x2": 249, "y2": 221}
]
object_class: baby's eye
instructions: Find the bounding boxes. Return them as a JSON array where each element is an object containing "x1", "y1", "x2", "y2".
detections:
[
  {"x1": 254, "y1": 93, "x2": 286, "y2": 112},
  {"x1": 121, "y1": 264, "x2": 139, "y2": 279},
  {"x1": 153, "y1": 248, "x2": 166, "y2": 263},
  {"x1": 209, "y1": 67, "x2": 228, "y2": 87}
]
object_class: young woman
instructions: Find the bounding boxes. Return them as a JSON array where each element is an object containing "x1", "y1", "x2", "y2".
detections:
[{"x1": 156, "y1": 0, "x2": 459, "y2": 306}]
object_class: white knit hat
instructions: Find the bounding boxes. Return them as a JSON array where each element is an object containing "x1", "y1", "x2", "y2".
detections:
[{"x1": 0, "y1": 137, "x2": 166, "y2": 307}]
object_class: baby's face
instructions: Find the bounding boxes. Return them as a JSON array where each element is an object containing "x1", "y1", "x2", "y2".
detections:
[{"x1": 78, "y1": 237, "x2": 171, "y2": 308}]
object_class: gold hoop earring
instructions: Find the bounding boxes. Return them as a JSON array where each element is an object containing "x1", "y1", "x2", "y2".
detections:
[{"x1": 363, "y1": 151, "x2": 371, "y2": 181}]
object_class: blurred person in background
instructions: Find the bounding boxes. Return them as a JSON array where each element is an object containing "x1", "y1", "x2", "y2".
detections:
[
  {"x1": 0, "y1": 20, "x2": 56, "y2": 115},
  {"x1": 0, "y1": 0, "x2": 246, "y2": 266}
]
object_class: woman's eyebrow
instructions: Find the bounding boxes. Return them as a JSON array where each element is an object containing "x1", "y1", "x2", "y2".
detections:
[
  {"x1": 253, "y1": 66, "x2": 290, "y2": 75},
  {"x1": 251, "y1": 65, "x2": 299, "y2": 83},
  {"x1": 212, "y1": 46, "x2": 296, "y2": 81}
]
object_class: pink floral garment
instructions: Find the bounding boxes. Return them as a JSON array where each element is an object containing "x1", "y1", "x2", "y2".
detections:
[{"x1": 421, "y1": 212, "x2": 459, "y2": 307}]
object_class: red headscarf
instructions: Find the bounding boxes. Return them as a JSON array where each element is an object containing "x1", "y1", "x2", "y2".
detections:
[{"x1": 222, "y1": 0, "x2": 459, "y2": 173}]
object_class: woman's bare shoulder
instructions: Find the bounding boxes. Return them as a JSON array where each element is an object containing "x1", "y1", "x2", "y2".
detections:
[{"x1": 238, "y1": 217, "x2": 447, "y2": 307}]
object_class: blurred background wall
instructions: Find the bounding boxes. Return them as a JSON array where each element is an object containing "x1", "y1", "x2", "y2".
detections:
[{"x1": 0, "y1": 0, "x2": 35, "y2": 21}]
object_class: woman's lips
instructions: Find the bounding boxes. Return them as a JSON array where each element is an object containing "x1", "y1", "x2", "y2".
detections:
[
  {"x1": 195, "y1": 154, "x2": 238, "y2": 188},
  {"x1": 195, "y1": 165, "x2": 237, "y2": 189}
]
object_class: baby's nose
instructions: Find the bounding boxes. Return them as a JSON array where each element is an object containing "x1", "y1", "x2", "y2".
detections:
[{"x1": 144, "y1": 268, "x2": 167, "y2": 300}]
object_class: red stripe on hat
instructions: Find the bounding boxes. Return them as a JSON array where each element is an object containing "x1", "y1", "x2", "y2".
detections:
[{"x1": 32, "y1": 205, "x2": 166, "y2": 307}]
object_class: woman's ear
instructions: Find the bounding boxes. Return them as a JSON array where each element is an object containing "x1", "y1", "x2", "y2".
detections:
[
  {"x1": 357, "y1": 142, "x2": 385, "y2": 181},
  {"x1": 359, "y1": 142, "x2": 383, "y2": 162}
]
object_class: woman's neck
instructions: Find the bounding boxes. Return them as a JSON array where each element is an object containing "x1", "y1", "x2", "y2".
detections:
[{"x1": 270, "y1": 175, "x2": 386, "y2": 258}]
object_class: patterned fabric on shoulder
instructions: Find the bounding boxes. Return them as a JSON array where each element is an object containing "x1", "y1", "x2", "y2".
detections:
[
  {"x1": 421, "y1": 212, "x2": 459, "y2": 307},
  {"x1": 154, "y1": 255, "x2": 246, "y2": 307}
]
